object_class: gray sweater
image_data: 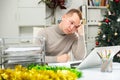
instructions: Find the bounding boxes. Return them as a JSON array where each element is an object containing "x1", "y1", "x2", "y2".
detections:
[{"x1": 36, "y1": 25, "x2": 86, "y2": 63}]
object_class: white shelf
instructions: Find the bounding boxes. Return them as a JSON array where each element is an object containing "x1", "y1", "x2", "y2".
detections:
[
  {"x1": 87, "y1": 23, "x2": 99, "y2": 26},
  {"x1": 88, "y1": 6, "x2": 107, "y2": 9},
  {"x1": 83, "y1": 0, "x2": 107, "y2": 53}
]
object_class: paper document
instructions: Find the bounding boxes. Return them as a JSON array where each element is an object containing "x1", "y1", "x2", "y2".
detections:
[
  {"x1": 5, "y1": 47, "x2": 41, "y2": 52},
  {"x1": 48, "y1": 62, "x2": 71, "y2": 67},
  {"x1": 48, "y1": 60, "x2": 82, "y2": 68}
]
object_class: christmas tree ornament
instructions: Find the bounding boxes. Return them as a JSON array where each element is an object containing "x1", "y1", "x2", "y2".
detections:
[
  {"x1": 114, "y1": 0, "x2": 120, "y2": 3},
  {"x1": 106, "y1": 4, "x2": 109, "y2": 8},
  {"x1": 108, "y1": 22, "x2": 111, "y2": 25},
  {"x1": 103, "y1": 35, "x2": 106, "y2": 38},
  {"x1": 117, "y1": 17, "x2": 120, "y2": 22},
  {"x1": 104, "y1": 18, "x2": 110, "y2": 23},
  {"x1": 98, "y1": 22, "x2": 102, "y2": 26},
  {"x1": 97, "y1": 30, "x2": 101, "y2": 34},
  {"x1": 98, "y1": 30, "x2": 101, "y2": 34},
  {"x1": 114, "y1": 32, "x2": 118, "y2": 36},
  {"x1": 96, "y1": 41, "x2": 99, "y2": 46},
  {"x1": 108, "y1": 11, "x2": 111, "y2": 15}
]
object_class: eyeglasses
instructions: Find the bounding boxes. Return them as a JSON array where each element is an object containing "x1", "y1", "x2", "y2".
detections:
[{"x1": 65, "y1": 18, "x2": 82, "y2": 29}]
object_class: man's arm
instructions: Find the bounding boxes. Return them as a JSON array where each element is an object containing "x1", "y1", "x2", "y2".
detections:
[
  {"x1": 71, "y1": 25, "x2": 86, "y2": 60},
  {"x1": 45, "y1": 54, "x2": 70, "y2": 63}
]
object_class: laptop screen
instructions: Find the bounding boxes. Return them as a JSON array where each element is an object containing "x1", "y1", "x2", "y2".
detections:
[{"x1": 76, "y1": 46, "x2": 120, "y2": 69}]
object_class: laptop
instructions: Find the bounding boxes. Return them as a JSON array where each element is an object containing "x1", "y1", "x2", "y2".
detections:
[
  {"x1": 71, "y1": 46, "x2": 120, "y2": 69},
  {"x1": 49, "y1": 46, "x2": 120, "y2": 69}
]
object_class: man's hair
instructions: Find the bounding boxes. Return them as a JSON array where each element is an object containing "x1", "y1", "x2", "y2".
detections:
[{"x1": 66, "y1": 9, "x2": 82, "y2": 20}]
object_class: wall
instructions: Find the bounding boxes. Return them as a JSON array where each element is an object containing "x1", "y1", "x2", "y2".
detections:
[{"x1": 0, "y1": 0, "x2": 18, "y2": 37}]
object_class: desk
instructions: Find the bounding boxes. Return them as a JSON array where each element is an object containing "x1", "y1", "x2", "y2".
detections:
[{"x1": 79, "y1": 63, "x2": 120, "y2": 80}]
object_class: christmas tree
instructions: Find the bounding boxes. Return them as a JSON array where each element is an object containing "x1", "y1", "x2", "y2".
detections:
[
  {"x1": 96, "y1": 0, "x2": 120, "y2": 46},
  {"x1": 95, "y1": 0, "x2": 120, "y2": 62}
]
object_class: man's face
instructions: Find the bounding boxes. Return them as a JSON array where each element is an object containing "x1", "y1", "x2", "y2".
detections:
[{"x1": 61, "y1": 13, "x2": 81, "y2": 34}]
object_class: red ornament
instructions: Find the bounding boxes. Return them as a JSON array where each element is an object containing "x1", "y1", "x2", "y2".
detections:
[
  {"x1": 114, "y1": 0, "x2": 120, "y2": 3},
  {"x1": 105, "y1": 18, "x2": 110, "y2": 23},
  {"x1": 96, "y1": 41, "x2": 99, "y2": 46}
]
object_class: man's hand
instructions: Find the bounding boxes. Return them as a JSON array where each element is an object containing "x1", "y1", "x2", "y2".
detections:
[
  {"x1": 57, "y1": 54, "x2": 70, "y2": 63},
  {"x1": 78, "y1": 24, "x2": 84, "y2": 36}
]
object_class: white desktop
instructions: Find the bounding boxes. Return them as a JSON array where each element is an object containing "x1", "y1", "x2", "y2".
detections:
[{"x1": 49, "y1": 46, "x2": 120, "y2": 80}]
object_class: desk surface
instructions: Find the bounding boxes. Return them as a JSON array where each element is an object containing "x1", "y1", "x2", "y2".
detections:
[{"x1": 79, "y1": 63, "x2": 120, "y2": 80}]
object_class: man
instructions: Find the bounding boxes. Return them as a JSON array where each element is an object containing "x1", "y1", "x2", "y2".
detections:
[{"x1": 35, "y1": 9, "x2": 86, "y2": 63}]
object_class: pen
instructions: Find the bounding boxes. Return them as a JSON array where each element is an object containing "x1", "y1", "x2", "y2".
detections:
[
  {"x1": 100, "y1": 51, "x2": 103, "y2": 58},
  {"x1": 97, "y1": 52, "x2": 105, "y2": 62},
  {"x1": 105, "y1": 49, "x2": 107, "y2": 58},
  {"x1": 97, "y1": 52, "x2": 102, "y2": 59},
  {"x1": 107, "y1": 50, "x2": 111, "y2": 59}
]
